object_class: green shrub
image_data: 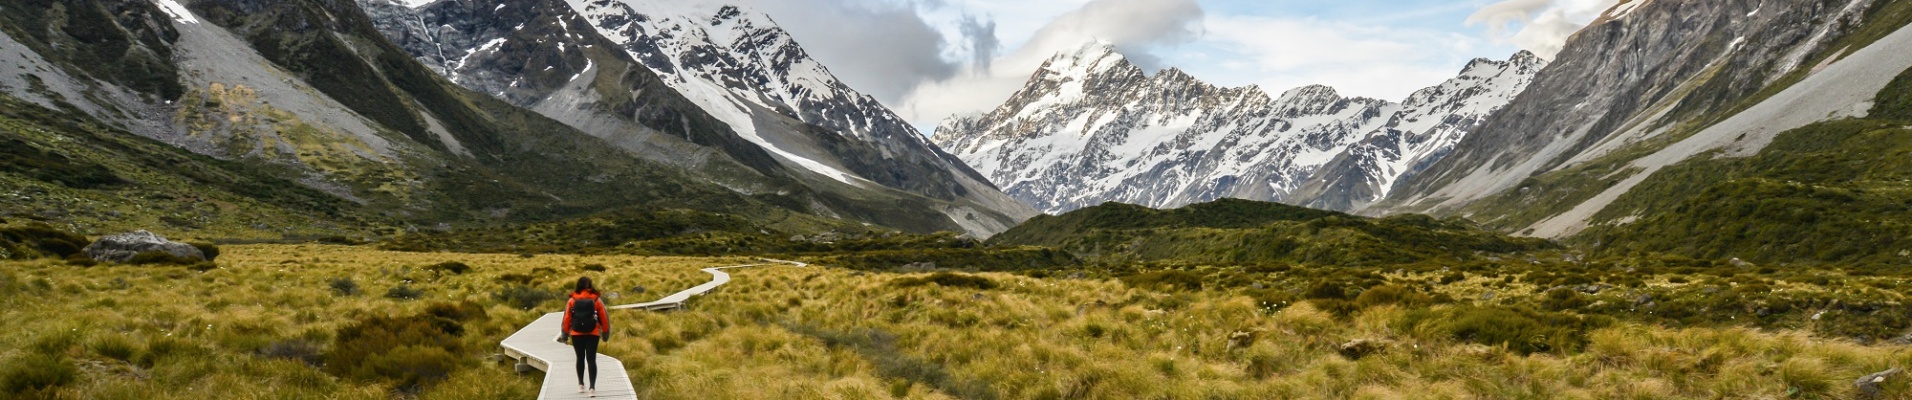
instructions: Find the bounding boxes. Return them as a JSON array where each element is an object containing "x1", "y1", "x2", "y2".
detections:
[
  {"x1": 385, "y1": 284, "x2": 424, "y2": 300},
  {"x1": 891, "y1": 272, "x2": 998, "y2": 290},
  {"x1": 492, "y1": 285, "x2": 561, "y2": 310},
  {"x1": 62, "y1": 254, "x2": 97, "y2": 267},
  {"x1": 2, "y1": 353, "x2": 77, "y2": 395},
  {"x1": 1354, "y1": 285, "x2": 1438, "y2": 309},
  {"x1": 426, "y1": 261, "x2": 471, "y2": 275},
  {"x1": 1121, "y1": 270, "x2": 1204, "y2": 291},
  {"x1": 324, "y1": 305, "x2": 483, "y2": 392},
  {"x1": 187, "y1": 242, "x2": 220, "y2": 262},
  {"x1": 0, "y1": 223, "x2": 89, "y2": 259},
  {"x1": 259, "y1": 339, "x2": 324, "y2": 366},
  {"x1": 328, "y1": 277, "x2": 361, "y2": 296},
  {"x1": 495, "y1": 274, "x2": 534, "y2": 285},
  {"x1": 124, "y1": 251, "x2": 201, "y2": 265},
  {"x1": 1397, "y1": 305, "x2": 1611, "y2": 355},
  {"x1": 579, "y1": 263, "x2": 606, "y2": 272}
]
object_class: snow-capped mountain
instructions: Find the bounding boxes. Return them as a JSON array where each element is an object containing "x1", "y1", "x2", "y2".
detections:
[
  {"x1": 360, "y1": 0, "x2": 1035, "y2": 236},
  {"x1": 933, "y1": 42, "x2": 1544, "y2": 214}
]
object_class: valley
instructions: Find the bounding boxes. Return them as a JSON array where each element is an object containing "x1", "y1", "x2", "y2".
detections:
[{"x1": 3, "y1": 0, "x2": 1912, "y2": 398}]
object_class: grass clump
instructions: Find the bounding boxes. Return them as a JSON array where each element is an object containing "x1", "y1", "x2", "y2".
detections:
[
  {"x1": 1398, "y1": 305, "x2": 1612, "y2": 355},
  {"x1": 2, "y1": 353, "x2": 77, "y2": 397},
  {"x1": 324, "y1": 302, "x2": 485, "y2": 392},
  {"x1": 425, "y1": 261, "x2": 471, "y2": 275},
  {"x1": 384, "y1": 284, "x2": 424, "y2": 300},
  {"x1": 492, "y1": 285, "x2": 562, "y2": 310},
  {"x1": 890, "y1": 272, "x2": 998, "y2": 290},
  {"x1": 327, "y1": 277, "x2": 360, "y2": 296}
]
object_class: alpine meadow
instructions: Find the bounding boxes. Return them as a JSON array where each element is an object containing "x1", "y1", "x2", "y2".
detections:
[{"x1": 4, "y1": 0, "x2": 1912, "y2": 399}]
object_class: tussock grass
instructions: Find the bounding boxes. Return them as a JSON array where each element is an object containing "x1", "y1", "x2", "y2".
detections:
[{"x1": 1, "y1": 244, "x2": 1908, "y2": 399}]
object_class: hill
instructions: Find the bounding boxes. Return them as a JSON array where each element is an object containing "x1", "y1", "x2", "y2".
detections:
[{"x1": 991, "y1": 198, "x2": 1554, "y2": 266}]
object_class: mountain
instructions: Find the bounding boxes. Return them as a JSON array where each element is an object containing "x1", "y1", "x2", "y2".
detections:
[
  {"x1": 932, "y1": 42, "x2": 1543, "y2": 214},
  {"x1": 0, "y1": 0, "x2": 934, "y2": 238},
  {"x1": 358, "y1": 0, "x2": 1036, "y2": 237},
  {"x1": 988, "y1": 198, "x2": 1553, "y2": 266},
  {"x1": 1378, "y1": 0, "x2": 1912, "y2": 243}
]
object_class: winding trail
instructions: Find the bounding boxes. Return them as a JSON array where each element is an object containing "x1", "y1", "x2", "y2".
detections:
[{"x1": 500, "y1": 259, "x2": 806, "y2": 399}]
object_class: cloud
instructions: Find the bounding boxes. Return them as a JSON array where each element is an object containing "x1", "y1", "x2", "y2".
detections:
[
  {"x1": 1467, "y1": 0, "x2": 1619, "y2": 57},
  {"x1": 898, "y1": 0, "x2": 1206, "y2": 129},
  {"x1": 733, "y1": 0, "x2": 962, "y2": 104},
  {"x1": 1190, "y1": 15, "x2": 1491, "y2": 101},
  {"x1": 958, "y1": 15, "x2": 1001, "y2": 74}
]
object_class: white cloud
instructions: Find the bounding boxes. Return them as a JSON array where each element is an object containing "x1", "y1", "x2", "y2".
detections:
[
  {"x1": 1188, "y1": 15, "x2": 1493, "y2": 101},
  {"x1": 1467, "y1": 0, "x2": 1619, "y2": 57}
]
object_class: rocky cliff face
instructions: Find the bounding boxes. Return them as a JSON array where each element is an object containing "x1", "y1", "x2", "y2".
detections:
[
  {"x1": 933, "y1": 42, "x2": 1543, "y2": 214},
  {"x1": 361, "y1": 0, "x2": 1036, "y2": 236},
  {"x1": 1381, "y1": 0, "x2": 1911, "y2": 237}
]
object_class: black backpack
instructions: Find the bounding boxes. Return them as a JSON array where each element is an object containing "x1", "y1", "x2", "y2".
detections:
[{"x1": 569, "y1": 297, "x2": 599, "y2": 333}]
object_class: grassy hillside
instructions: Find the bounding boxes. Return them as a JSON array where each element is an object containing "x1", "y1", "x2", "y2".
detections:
[
  {"x1": 0, "y1": 95, "x2": 366, "y2": 239},
  {"x1": 1579, "y1": 66, "x2": 1912, "y2": 267},
  {"x1": 992, "y1": 199, "x2": 1554, "y2": 266}
]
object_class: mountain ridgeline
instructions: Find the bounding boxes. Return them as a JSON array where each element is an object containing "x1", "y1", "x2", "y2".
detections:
[
  {"x1": 1374, "y1": 0, "x2": 1912, "y2": 267},
  {"x1": 0, "y1": 0, "x2": 1035, "y2": 241},
  {"x1": 990, "y1": 198, "x2": 1554, "y2": 266}
]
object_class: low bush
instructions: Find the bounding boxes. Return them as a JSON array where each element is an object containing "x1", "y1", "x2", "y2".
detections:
[
  {"x1": 324, "y1": 305, "x2": 484, "y2": 392},
  {"x1": 493, "y1": 285, "x2": 561, "y2": 310},
  {"x1": 124, "y1": 251, "x2": 201, "y2": 265},
  {"x1": 426, "y1": 261, "x2": 471, "y2": 275},
  {"x1": 2, "y1": 353, "x2": 77, "y2": 396},
  {"x1": 328, "y1": 277, "x2": 360, "y2": 296},
  {"x1": 259, "y1": 339, "x2": 324, "y2": 366},
  {"x1": 1121, "y1": 270, "x2": 1204, "y2": 291},
  {"x1": 495, "y1": 274, "x2": 534, "y2": 285},
  {"x1": 1398, "y1": 305, "x2": 1612, "y2": 355},
  {"x1": 187, "y1": 242, "x2": 220, "y2": 262},
  {"x1": 579, "y1": 263, "x2": 606, "y2": 272},
  {"x1": 385, "y1": 284, "x2": 424, "y2": 300},
  {"x1": 891, "y1": 272, "x2": 998, "y2": 290},
  {"x1": 0, "y1": 223, "x2": 89, "y2": 260}
]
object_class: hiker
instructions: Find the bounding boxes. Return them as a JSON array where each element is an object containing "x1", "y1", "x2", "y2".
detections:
[{"x1": 563, "y1": 276, "x2": 611, "y2": 397}]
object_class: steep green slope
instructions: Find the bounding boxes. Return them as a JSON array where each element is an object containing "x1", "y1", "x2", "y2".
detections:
[
  {"x1": 1580, "y1": 67, "x2": 1912, "y2": 267},
  {"x1": 992, "y1": 198, "x2": 1554, "y2": 266},
  {"x1": 0, "y1": 94, "x2": 362, "y2": 238}
]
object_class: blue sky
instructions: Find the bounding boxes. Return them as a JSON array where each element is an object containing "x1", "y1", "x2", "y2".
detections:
[{"x1": 731, "y1": 0, "x2": 1620, "y2": 130}]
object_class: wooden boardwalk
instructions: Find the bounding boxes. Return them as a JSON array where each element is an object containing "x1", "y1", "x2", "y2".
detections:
[{"x1": 500, "y1": 260, "x2": 803, "y2": 399}]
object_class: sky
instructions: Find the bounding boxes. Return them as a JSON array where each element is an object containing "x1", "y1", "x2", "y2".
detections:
[{"x1": 725, "y1": 0, "x2": 1622, "y2": 132}]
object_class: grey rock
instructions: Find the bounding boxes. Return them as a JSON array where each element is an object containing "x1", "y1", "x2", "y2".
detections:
[
  {"x1": 1855, "y1": 368, "x2": 1901, "y2": 398},
  {"x1": 83, "y1": 230, "x2": 204, "y2": 263},
  {"x1": 1338, "y1": 339, "x2": 1390, "y2": 360}
]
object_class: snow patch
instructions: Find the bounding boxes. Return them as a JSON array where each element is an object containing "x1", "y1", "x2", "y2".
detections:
[{"x1": 153, "y1": 0, "x2": 199, "y2": 24}]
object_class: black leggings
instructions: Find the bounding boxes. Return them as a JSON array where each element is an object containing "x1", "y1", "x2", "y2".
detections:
[{"x1": 572, "y1": 335, "x2": 600, "y2": 388}]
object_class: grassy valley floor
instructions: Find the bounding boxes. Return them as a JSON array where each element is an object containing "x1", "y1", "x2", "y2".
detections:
[{"x1": 1, "y1": 244, "x2": 1909, "y2": 399}]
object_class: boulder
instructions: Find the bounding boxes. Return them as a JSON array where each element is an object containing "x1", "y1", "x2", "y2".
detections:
[
  {"x1": 1855, "y1": 368, "x2": 1902, "y2": 398},
  {"x1": 83, "y1": 230, "x2": 205, "y2": 263}
]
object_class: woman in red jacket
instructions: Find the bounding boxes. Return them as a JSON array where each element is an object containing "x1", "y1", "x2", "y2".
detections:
[{"x1": 563, "y1": 276, "x2": 611, "y2": 396}]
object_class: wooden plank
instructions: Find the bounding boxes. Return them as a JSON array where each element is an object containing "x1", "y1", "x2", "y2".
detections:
[{"x1": 501, "y1": 261, "x2": 802, "y2": 399}]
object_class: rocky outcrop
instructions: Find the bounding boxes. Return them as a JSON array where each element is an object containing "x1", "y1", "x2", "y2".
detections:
[{"x1": 83, "y1": 230, "x2": 205, "y2": 263}]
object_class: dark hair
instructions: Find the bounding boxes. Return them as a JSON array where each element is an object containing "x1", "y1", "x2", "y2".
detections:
[{"x1": 575, "y1": 277, "x2": 596, "y2": 294}]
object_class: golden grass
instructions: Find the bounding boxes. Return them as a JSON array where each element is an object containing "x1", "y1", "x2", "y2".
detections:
[{"x1": 2, "y1": 244, "x2": 1909, "y2": 399}]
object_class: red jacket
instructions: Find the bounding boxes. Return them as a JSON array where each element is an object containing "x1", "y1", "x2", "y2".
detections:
[{"x1": 562, "y1": 290, "x2": 610, "y2": 337}]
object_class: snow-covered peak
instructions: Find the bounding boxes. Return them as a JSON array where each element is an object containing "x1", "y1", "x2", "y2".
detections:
[
  {"x1": 1040, "y1": 41, "x2": 1128, "y2": 76},
  {"x1": 935, "y1": 45, "x2": 1548, "y2": 214}
]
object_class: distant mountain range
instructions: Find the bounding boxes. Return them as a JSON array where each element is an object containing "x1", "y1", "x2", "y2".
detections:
[{"x1": 932, "y1": 42, "x2": 1543, "y2": 214}]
